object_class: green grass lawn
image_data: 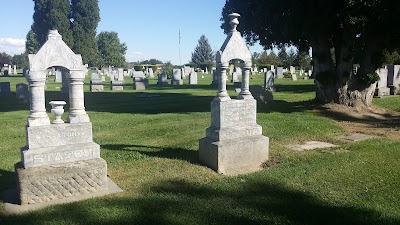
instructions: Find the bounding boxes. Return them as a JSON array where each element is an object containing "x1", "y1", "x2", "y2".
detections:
[{"x1": 0, "y1": 73, "x2": 399, "y2": 225}]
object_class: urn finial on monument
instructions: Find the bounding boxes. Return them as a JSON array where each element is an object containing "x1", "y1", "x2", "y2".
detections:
[
  {"x1": 229, "y1": 13, "x2": 240, "y2": 32},
  {"x1": 47, "y1": 29, "x2": 62, "y2": 40}
]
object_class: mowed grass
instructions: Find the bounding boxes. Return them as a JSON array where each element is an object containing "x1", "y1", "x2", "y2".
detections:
[{"x1": 0, "y1": 73, "x2": 399, "y2": 225}]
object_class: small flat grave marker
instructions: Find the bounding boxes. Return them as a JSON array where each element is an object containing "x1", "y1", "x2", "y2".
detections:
[
  {"x1": 286, "y1": 141, "x2": 337, "y2": 151},
  {"x1": 339, "y1": 133, "x2": 376, "y2": 141}
]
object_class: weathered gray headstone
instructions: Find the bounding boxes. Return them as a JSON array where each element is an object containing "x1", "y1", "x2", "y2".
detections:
[
  {"x1": 291, "y1": 73, "x2": 297, "y2": 81},
  {"x1": 211, "y1": 69, "x2": 218, "y2": 86},
  {"x1": 231, "y1": 72, "x2": 240, "y2": 83},
  {"x1": 90, "y1": 73, "x2": 103, "y2": 92},
  {"x1": 16, "y1": 83, "x2": 29, "y2": 104},
  {"x1": 290, "y1": 66, "x2": 296, "y2": 74},
  {"x1": 148, "y1": 68, "x2": 154, "y2": 78},
  {"x1": 3, "y1": 69, "x2": 9, "y2": 76},
  {"x1": 264, "y1": 71, "x2": 274, "y2": 90},
  {"x1": 111, "y1": 80, "x2": 123, "y2": 91},
  {"x1": 55, "y1": 70, "x2": 62, "y2": 83},
  {"x1": 189, "y1": 70, "x2": 198, "y2": 84},
  {"x1": 172, "y1": 69, "x2": 183, "y2": 85},
  {"x1": 387, "y1": 65, "x2": 400, "y2": 95},
  {"x1": 375, "y1": 67, "x2": 390, "y2": 97},
  {"x1": 0, "y1": 82, "x2": 11, "y2": 95},
  {"x1": 199, "y1": 13, "x2": 269, "y2": 175},
  {"x1": 276, "y1": 67, "x2": 284, "y2": 78},
  {"x1": 157, "y1": 73, "x2": 168, "y2": 85},
  {"x1": 15, "y1": 30, "x2": 109, "y2": 206}
]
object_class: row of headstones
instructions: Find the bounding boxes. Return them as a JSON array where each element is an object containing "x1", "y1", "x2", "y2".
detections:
[
  {"x1": 1, "y1": 64, "x2": 18, "y2": 76},
  {"x1": 90, "y1": 71, "x2": 149, "y2": 92},
  {"x1": 375, "y1": 65, "x2": 400, "y2": 97},
  {"x1": 0, "y1": 82, "x2": 29, "y2": 103}
]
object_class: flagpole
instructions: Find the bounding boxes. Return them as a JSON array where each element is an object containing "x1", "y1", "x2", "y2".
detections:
[{"x1": 179, "y1": 29, "x2": 181, "y2": 66}]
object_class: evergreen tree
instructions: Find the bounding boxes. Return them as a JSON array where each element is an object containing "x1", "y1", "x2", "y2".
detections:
[
  {"x1": 25, "y1": 29, "x2": 39, "y2": 54},
  {"x1": 296, "y1": 50, "x2": 311, "y2": 69},
  {"x1": 71, "y1": 0, "x2": 100, "y2": 66},
  {"x1": 191, "y1": 35, "x2": 214, "y2": 64},
  {"x1": 287, "y1": 48, "x2": 296, "y2": 67},
  {"x1": 31, "y1": 0, "x2": 73, "y2": 50},
  {"x1": 96, "y1": 31, "x2": 127, "y2": 67},
  {"x1": 278, "y1": 48, "x2": 289, "y2": 68}
]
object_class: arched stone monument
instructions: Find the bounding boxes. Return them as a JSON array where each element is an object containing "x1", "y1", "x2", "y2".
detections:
[
  {"x1": 15, "y1": 30, "x2": 108, "y2": 205},
  {"x1": 199, "y1": 13, "x2": 269, "y2": 175}
]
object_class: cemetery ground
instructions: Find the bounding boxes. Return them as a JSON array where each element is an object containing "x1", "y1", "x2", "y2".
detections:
[{"x1": 0, "y1": 72, "x2": 399, "y2": 225}]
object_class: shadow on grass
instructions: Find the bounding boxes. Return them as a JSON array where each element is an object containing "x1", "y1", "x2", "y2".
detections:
[
  {"x1": 101, "y1": 144, "x2": 200, "y2": 165},
  {"x1": 1, "y1": 178, "x2": 398, "y2": 225},
  {"x1": 274, "y1": 83, "x2": 315, "y2": 93},
  {"x1": 316, "y1": 105, "x2": 400, "y2": 129},
  {"x1": 0, "y1": 168, "x2": 16, "y2": 203},
  {"x1": 258, "y1": 99, "x2": 318, "y2": 114}
]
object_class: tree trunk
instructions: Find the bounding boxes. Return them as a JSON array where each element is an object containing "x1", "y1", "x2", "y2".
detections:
[{"x1": 313, "y1": 30, "x2": 377, "y2": 109}]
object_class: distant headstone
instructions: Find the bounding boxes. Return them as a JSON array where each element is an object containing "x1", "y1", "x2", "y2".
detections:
[
  {"x1": 101, "y1": 75, "x2": 106, "y2": 82},
  {"x1": 3, "y1": 69, "x2": 9, "y2": 76},
  {"x1": 375, "y1": 67, "x2": 390, "y2": 97},
  {"x1": 117, "y1": 68, "x2": 124, "y2": 82},
  {"x1": 387, "y1": 65, "x2": 400, "y2": 95},
  {"x1": 55, "y1": 70, "x2": 62, "y2": 83},
  {"x1": 157, "y1": 73, "x2": 168, "y2": 85},
  {"x1": 90, "y1": 73, "x2": 103, "y2": 92},
  {"x1": 184, "y1": 66, "x2": 192, "y2": 76},
  {"x1": 16, "y1": 83, "x2": 29, "y2": 103},
  {"x1": 264, "y1": 71, "x2": 274, "y2": 90},
  {"x1": 232, "y1": 72, "x2": 240, "y2": 83},
  {"x1": 276, "y1": 67, "x2": 284, "y2": 78},
  {"x1": 291, "y1": 73, "x2": 297, "y2": 81},
  {"x1": 211, "y1": 69, "x2": 218, "y2": 86},
  {"x1": 8, "y1": 65, "x2": 12, "y2": 75},
  {"x1": 111, "y1": 80, "x2": 123, "y2": 91},
  {"x1": 172, "y1": 69, "x2": 183, "y2": 85},
  {"x1": 13, "y1": 65, "x2": 17, "y2": 75},
  {"x1": 270, "y1": 65, "x2": 275, "y2": 72},
  {"x1": 181, "y1": 68, "x2": 186, "y2": 79},
  {"x1": 23, "y1": 68, "x2": 28, "y2": 77},
  {"x1": 290, "y1": 66, "x2": 296, "y2": 74},
  {"x1": 134, "y1": 76, "x2": 147, "y2": 90},
  {"x1": 132, "y1": 71, "x2": 145, "y2": 78},
  {"x1": 148, "y1": 68, "x2": 154, "y2": 78},
  {"x1": 189, "y1": 70, "x2": 198, "y2": 84},
  {"x1": 0, "y1": 82, "x2": 11, "y2": 95}
]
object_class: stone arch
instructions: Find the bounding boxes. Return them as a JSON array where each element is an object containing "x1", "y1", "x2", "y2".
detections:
[
  {"x1": 26, "y1": 30, "x2": 88, "y2": 127},
  {"x1": 215, "y1": 13, "x2": 253, "y2": 101},
  {"x1": 28, "y1": 30, "x2": 84, "y2": 77}
]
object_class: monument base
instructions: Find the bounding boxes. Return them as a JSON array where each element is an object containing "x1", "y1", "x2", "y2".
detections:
[
  {"x1": 15, "y1": 158, "x2": 108, "y2": 205},
  {"x1": 199, "y1": 135, "x2": 269, "y2": 175}
]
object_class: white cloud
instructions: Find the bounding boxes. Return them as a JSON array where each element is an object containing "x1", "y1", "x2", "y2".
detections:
[
  {"x1": 0, "y1": 38, "x2": 25, "y2": 56},
  {"x1": 126, "y1": 51, "x2": 146, "y2": 62}
]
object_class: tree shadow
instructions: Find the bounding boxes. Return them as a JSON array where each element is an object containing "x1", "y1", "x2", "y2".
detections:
[
  {"x1": 274, "y1": 83, "x2": 316, "y2": 94},
  {"x1": 1, "y1": 178, "x2": 398, "y2": 225},
  {"x1": 101, "y1": 144, "x2": 200, "y2": 165}
]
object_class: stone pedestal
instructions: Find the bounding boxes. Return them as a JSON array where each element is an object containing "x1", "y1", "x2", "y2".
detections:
[
  {"x1": 15, "y1": 158, "x2": 107, "y2": 205},
  {"x1": 199, "y1": 99, "x2": 269, "y2": 175}
]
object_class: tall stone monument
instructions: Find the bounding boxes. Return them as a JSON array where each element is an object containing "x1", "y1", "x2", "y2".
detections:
[
  {"x1": 15, "y1": 30, "x2": 108, "y2": 205},
  {"x1": 199, "y1": 13, "x2": 269, "y2": 175}
]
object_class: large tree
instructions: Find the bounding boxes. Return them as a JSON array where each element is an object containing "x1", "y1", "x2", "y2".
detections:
[
  {"x1": 96, "y1": 31, "x2": 127, "y2": 67},
  {"x1": 71, "y1": 0, "x2": 101, "y2": 66},
  {"x1": 191, "y1": 35, "x2": 214, "y2": 64},
  {"x1": 31, "y1": 0, "x2": 73, "y2": 51},
  {"x1": 222, "y1": 0, "x2": 400, "y2": 108}
]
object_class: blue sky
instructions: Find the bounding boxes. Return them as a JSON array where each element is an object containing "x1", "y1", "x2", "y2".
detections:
[{"x1": 0, "y1": 0, "x2": 264, "y2": 65}]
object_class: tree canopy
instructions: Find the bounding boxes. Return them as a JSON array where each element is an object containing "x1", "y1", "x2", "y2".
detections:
[
  {"x1": 191, "y1": 35, "x2": 214, "y2": 64},
  {"x1": 71, "y1": 0, "x2": 101, "y2": 66},
  {"x1": 222, "y1": 0, "x2": 400, "y2": 107},
  {"x1": 31, "y1": 0, "x2": 73, "y2": 49},
  {"x1": 96, "y1": 31, "x2": 127, "y2": 67}
]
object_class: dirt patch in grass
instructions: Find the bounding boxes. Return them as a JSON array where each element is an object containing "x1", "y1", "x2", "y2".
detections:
[
  {"x1": 316, "y1": 103, "x2": 400, "y2": 140},
  {"x1": 262, "y1": 155, "x2": 280, "y2": 168}
]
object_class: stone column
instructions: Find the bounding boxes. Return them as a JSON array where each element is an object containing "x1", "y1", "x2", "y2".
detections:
[
  {"x1": 13, "y1": 65, "x2": 17, "y2": 75},
  {"x1": 215, "y1": 63, "x2": 231, "y2": 101},
  {"x1": 238, "y1": 61, "x2": 253, "y2": 100},
  {"x1": 67, "y1": 70, "x2": 90, "y2": 123},
  {"x1": 27, "y1": 71, "x2": 50, "y2": 126}
]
